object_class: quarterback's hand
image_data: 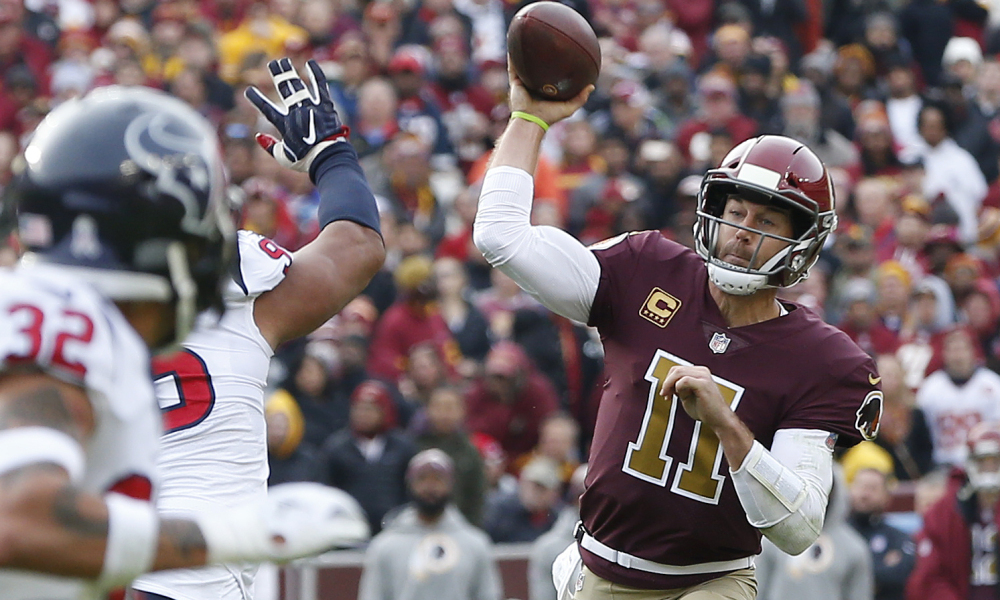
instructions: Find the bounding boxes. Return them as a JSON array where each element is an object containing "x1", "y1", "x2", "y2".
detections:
[
  {"x1": 195, "y1": 482, "x2": 370, "y2": 565},
  {"x1": 506, "y1": 57, "x2": 593, "y2": 128},
  {"x1": 660, "y1": 365, "x2": 735, "y2": 432},
  {"x1": 245, "y1": 58, "x2": 349, "y2": 173}
]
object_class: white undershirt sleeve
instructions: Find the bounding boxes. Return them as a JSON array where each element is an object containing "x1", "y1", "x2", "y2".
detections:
[
  {"x1": 729, "y1": 428, "x2": 834, "y2": 556},
  {"x1": 473, "y1": 166, "x2": 601, "y2": 324}
]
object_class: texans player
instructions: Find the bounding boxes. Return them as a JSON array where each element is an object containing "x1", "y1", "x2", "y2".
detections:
[
  {"x1": 474, "y1": 68, "x2": 883, "y2": 599},
  {"x1": 132, "y1": 58, "x2": 385, "y2": 600},
  {"x1": 0, "y1": 87, "x2": 369, "y2": 600}
]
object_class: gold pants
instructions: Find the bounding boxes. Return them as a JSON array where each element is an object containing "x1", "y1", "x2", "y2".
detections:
[{"x1": 575, "y1": 566, "x2": 757, "y2": 600}]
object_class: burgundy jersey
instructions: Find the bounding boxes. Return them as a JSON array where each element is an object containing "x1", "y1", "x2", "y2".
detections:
[{"x1": 581, "y1": 232, "x2": 881, "y2": 589}]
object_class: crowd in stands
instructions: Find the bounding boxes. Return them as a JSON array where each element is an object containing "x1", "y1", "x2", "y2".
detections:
[{"x1": 5, "y1": 0, "x2": 1000, "y2": 597}]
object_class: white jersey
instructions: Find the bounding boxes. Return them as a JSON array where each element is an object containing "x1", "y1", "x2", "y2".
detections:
[
  {"x1": 134, "y1": 231, "x2": 291, "y2": 600},
  {"x1": 0, "y1": 265, "x2": 160, "y2": 600},
  {"x1": 917, "y1": 367, "x2": 1000, "y2": 466}
]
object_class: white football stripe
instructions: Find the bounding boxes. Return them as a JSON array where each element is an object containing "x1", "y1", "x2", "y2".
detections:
[{"x1": 737, "y1": 163, "x2": 782, "y2": 191}]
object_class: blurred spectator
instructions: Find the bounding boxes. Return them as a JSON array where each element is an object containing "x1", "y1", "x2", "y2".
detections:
[
  {"x1": 941, "y1": 37, "x2": 982, "y2": 93},
  {"x1": 474, "y1": 268, "x2": 541, "y2": 339},
  {"x1": 941, "y1": 72, "x2": 1000, "y2": 184},
  {"x1": 916, "y1": 327, "x2": 1000, "y2": 467},
  {"x1": 416, "y1": 386, "x2": 487, "y2": 525},
  {"x1": 435, "y1": 256, "x2": 491, "y2": 362},
  {"x1": 738, "y1": 54, "x2": 783, "y2": 135},
  {"x1": 399, "y1": 0, "x2": 472, "y2": 50},
  {"x1": 556, "y1": 119, "x2": 603, "y2": 203},
  {"x1": 569, "y1": 136, "x2": 648, "y2": 244},
  {"x1": 427, "y1": 36, "x2": 495, "y2": 171},
  {"x1": 882, "y1": 195, "x2": 931, "y2": 273},
  {"x1": 675, "y1": 72, "x2": 758, "y2": 164},
  {"x1": 367, "y1": 254, "x2": 461, "y2": 383},
  {"x1": 388, "y1": 45, "x2": 455, "y2": 162},
  {"x1": 399, "y1": 342, "x2": 453, "y2": 423},
  {"x1": 464, "y1": 341, "x2": 559, "y2": 461},
  {"x1": 298, "y1": 0, "x2": 359, "y2": 62},
  {"x1": 853, "y1": 177, "x2": 897, "y2": 257},
  {"x1": 592, "y1": 78, "x2": 671, "y2": 150},
  {"x1": 757, "y1": 466, "x2": 874, "y2": 600},
  {"x1": 435, "y1": 183, "x2": 480, "y2": 262},
  {"x1": 321, "y1": 379, "x2": 418, "y2": 534},
  {"x1": 452, "y1": 0, "x2": 506, "y2": 66},
  {"x1": 265, "y1": 389, "x2": 323, "y2": 485},
  {"x1": 885, "y1": 62, "x2": 924, "y2": 159},
  {"x1": 837, "y1": 278, "x2": 900, "y2": 356},
  {"x1": 960, "y1": 284, "x2": 1000, "y2": 373},
  {"x1": 873, "y1": 353, "x2": 935, "y2": 480},
  {"x1": 635, "y1": 139, "x2": 687, "y2": 231},
  {"x1": 863, "y1": 13, "x2": 914, "y2": 78},
  {"x1": 834, "y1": 44, "x2": 878, "y2": 107},
  {"x1": 371, "y1": 133, "x2": 448, "y2": 243},
  {"x1": 915, "y1": 102, "x2": 988, "y2": 245},
  {"x1": 528, "y1": 464, "x2": 587, "y2": 600},
  {"x1": 359, "y1": 449, "x2": 503, "y2": 600},
  {"x1": 942, "y1": 252, "x2": 986, "y2": 308},
  {"x1": 898, "y1": 0, "x2": 955, "y2": 87},
  {"x1": 275, "y1": 340, "x2": 348, "y2": 449},
  {"x1": 845, "y1": 449, "x2": 917, "y2": 600},
  {"x1": 217, "y1": 1, "x2": 308, "y2": 83},
  {"x1": 855, "y1": 101, "x2": 903, "y2": 178},
  {"x1": 875, "y1": 260, "x2": 912, "y2": 336},
  {"x1": 352, "y1": 76, "x2": 400, "y2": 159},
  {"x1": 473, "y1": 432, "x2": 516, "y2": 507},
  {"x1": 907, "y1": 421, "x2": 1000, "y2": 600},
  {"x1": 326, "y1": 32, "x2": 371, "y2": 130},
  {"x1": 782, "y1": 78, "x2": 859, "y2": 169},
  {"x1": 897, "y1": 281, "x2": 948, "y2": 390},
  {"x1": 828, "y1": 224, "x2": 877, "y2": 321},
  {"x1": 483, "y1": 456, "x2": 562, "y2": 543},
  {"x1": 512, "y1": 412, "x2": 580, "y2": 484}
]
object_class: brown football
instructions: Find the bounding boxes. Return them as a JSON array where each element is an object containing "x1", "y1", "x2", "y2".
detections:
[{"x1": 507, "y1": 2, "x2": 601, "y2": 102}]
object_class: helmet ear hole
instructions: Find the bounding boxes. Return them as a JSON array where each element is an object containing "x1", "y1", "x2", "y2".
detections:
[{"x1": 786, "y1": 174, "x2": 799, "y2": 189}]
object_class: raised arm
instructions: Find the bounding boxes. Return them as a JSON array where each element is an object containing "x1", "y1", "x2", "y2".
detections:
[
  {"x1": 244, "y1": 58, "x2": 385, "y2": 348},
  {"x1": 0, "y1": 373, "x2": 369, "y2": 591},
  {"x1": 472, "y1": 66, "x2": 600, "y2": 324}
]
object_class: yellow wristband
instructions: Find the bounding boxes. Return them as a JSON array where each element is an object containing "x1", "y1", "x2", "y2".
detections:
[{"x1": 511, "y1": 111, "x2": 550, "y2": 132}]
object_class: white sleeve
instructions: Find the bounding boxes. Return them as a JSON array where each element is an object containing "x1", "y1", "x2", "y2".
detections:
[
  {"x1": 729, "y1": 428, "x2": 834, "y2": 556},
  {"x1": 473, "y1": 166, "x2": 601, "y2": 324}
]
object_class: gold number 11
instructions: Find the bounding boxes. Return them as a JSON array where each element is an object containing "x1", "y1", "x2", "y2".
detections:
[{"x1": 622, "y1": 350, "x2": 744, "y2": 504}]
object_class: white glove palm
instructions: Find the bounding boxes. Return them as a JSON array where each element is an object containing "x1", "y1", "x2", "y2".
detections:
[{"x1": 197, "y1": 483, "x2": 370, "y2": 565}]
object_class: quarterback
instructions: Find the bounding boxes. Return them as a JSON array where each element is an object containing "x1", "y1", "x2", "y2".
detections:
[
  {"x1": 0, "y1": 88, "x2": 368, "y2": 600},
  {"x1": 132, "y1": 58, "x2": 385, "y2": 600},
  {"x1": 473, "y1": 68, "x2": 883, "y2": 600}
]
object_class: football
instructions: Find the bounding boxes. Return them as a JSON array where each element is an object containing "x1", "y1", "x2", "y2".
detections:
[{"x1": 507, "y1": 1, "x2": 601, "y2": 101}]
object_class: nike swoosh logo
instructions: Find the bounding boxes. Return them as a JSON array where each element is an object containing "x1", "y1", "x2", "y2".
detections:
[
  {"x1": 302, "y1": 111, "x2": 317, "y2": 145},
  {"x1": 869, "y1": 374, "x2": 881, "y2": 385}
]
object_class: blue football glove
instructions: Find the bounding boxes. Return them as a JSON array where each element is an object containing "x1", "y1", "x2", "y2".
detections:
[{"x1": 244, "y1": 58, "x2": 349, "y2": 173}]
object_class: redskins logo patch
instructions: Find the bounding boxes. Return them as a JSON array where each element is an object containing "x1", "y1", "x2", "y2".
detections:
[{"x1": 855, "y1": 390, "x2": 883, "y2": 441}]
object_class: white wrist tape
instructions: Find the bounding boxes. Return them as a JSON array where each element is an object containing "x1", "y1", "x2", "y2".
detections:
[
  {"x1": 730, "y1": 440, "x2": 807, "y2": 528},
  {"x1": 0, "y1": 426, "x2": 85, "y2": 481},
  {"x1": 97, "y1": 493, "x2": 160, "y2": 589}
]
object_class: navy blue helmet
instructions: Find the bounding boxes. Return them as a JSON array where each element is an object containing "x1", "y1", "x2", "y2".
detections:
[{"x1": 5, "y1": 86, "x2": 235, "y2": 348}]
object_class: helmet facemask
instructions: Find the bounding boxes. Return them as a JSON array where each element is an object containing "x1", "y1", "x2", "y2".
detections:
[{"x1": 694, "y1": 177, "x2": 833, "y2": 295}]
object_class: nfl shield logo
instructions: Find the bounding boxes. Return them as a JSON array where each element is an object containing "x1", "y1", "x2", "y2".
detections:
[{"x1": 709, "y1": 332, "x2": 731, "y2": 354}]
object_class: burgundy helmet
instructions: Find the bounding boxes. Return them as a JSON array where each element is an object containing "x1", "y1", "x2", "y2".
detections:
[{"x1": 694, "y1": 135, "x2": 837, "y2": 295}]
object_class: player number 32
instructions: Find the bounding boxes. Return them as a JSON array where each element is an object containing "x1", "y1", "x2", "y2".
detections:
[{"x1": 624, "y1": 350, "x2": 744, "y2": 504}]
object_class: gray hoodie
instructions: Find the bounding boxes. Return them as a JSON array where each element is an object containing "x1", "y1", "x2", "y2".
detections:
[
  {"x1": 756, "y1": 465, "x2": 875, "y2": 600},
  {"x1": 359, "y1": 505, "x2": 503, "y2": 600}
]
